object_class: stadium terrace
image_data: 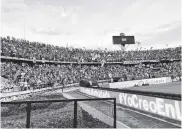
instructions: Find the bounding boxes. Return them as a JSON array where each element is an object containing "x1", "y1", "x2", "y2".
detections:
[{"x1": 1, "y1": 36, "x2": 181, "y2": 93}]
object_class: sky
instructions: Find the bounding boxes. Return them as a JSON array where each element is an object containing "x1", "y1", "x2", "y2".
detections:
[{"x1": 1, "y1": 0, "x2": 181, "y2": 50}]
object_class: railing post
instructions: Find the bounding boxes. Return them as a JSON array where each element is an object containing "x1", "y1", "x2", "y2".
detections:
[
  {"x1": 73, "y1": 100, "x2": 77, "y2": 128},
  {"x1": 26, "y1": 102, "x2": 31, "y2": 128},
  {"x1": 114, "y1": 98, "x2": 117, "y2": 128}
]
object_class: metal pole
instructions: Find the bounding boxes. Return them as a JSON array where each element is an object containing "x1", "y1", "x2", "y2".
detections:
[
  {"x1": 73, "y1": 100, "x2": 77, "y2": 128},
  {"x1": 113, "y1": 98, "x2": 117, "y2": 128},
  {"x1": 26, "y1": 103, "x2": 31, "y2": 128}
]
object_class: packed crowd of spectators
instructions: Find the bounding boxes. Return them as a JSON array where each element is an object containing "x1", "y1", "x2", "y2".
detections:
[
  {"x1": 1, "y1": 60, "x2": 181, "y2": 92},
  {"x1": 1, "y1": 36, "x2": 181, "y2": 92},
  {"x1": 1, "y1": 36, "x2": 181, "y2": 62}
]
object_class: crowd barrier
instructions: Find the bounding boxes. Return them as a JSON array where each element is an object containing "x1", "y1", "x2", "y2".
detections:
[
  {"x1": 79, "y1": 87, "x2": 181, "y2": 122},
  {"x1": 109, "y1": 77, "x2": 172, "y2": 89},
  {"x1": 1, "y1": 56, "x2": 181, "y2": 65}
]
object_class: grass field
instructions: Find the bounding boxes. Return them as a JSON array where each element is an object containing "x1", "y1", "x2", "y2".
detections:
[
  {"x1": 1, "y1": 91, "x2": 111, "y2": 128},
  {"x1": 127, "y1": 82, "x2": 181, "y2": 94}
]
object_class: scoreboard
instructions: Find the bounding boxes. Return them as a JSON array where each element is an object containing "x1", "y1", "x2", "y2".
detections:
[{"x1": 113, "y1": 36, "x2": 135, "y2": 45}]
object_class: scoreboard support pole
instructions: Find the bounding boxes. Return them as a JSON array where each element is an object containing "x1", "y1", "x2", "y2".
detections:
[{"x1": 120, "y1": 33, "x2": 125, "y2": 51}]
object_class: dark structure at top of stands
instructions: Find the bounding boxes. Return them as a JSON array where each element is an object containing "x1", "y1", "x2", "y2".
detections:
[{"x1": 112, "y1": 33, "x2": 135, "y2": 50}]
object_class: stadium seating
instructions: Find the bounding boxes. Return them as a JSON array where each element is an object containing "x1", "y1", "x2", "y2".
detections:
[
  {"x1": 1, "y1": 36, "x2": 181, "y2": 62},
  {"x1": 1, "y1": 36, "x2": 181, "y2": 93}
]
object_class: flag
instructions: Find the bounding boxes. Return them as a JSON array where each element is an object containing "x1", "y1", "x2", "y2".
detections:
[
  {"x1": 136, "y1": 41, "x2": 141, "y2": 45},
  {"x1": 108, "y1": 73, "x2": 112, "y2": 78},
  {"x1": 42, "y1": 58, "x2": 45, "y2": 63},
  {"x1": 13, "y1": 69, "x2": 21, "y2": 82},
  {"x1": 91, "y1": 53, "x2": 96, "y2": 60},
  {"x1": 33, "y1": 57, "x2": 36, "y2": 63},
  {"x1": 78, "y1": 58, "x2": 81, "y2": 64},
  {"x1": 101, "y1": 59, "x2": 105, "y2": 67}
]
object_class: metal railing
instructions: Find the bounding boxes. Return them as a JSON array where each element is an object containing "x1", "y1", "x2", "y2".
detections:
[{"x1": 1, "y1": 98, "x2": 116, "y2": 128}]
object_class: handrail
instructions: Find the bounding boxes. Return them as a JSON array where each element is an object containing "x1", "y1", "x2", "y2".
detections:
[
  {"x1": 1, "y1": 98, "x2": 117, "y2": 128},
  {"x1": 1, "y1": 97, "x2": 116, "y2": 104},
  {"x1": 1, "y1": 56, "x2": 181, "y2": 64}
]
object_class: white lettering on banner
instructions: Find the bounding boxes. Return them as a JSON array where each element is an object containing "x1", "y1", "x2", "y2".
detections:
[
  {"x1": 79, "y1": 87, "x2": 181, "y2": 121},
  {"x1": 123, "y1": 93, "x2": 127, "y2": 105},
  {"x1": 109, "y1": 77, "x2": 172, "y2": 89},
  {"x1": 128, "y1": 97, "x2": 132, "y2": 106},
  {"x1": 110, "y1": 80, "x2": 138, "y2": 89},
  {"x1": 156, "y1": 98, "x2": 165, "y2": 116},
  {"x1": 138, "y1": 99, "x2": 142, "y2": 109},
  {"x1": 150, "y1": 101, "x2": 157, "y2": 113},
  {"x1": 165, "y1": 103, "x2": 175, "y2": 119},
  {"x1": 175, "y1": 101, "x2": 182, "y2": 120},
  {"x1": 133, "y1": 95, "x2": 138, "y2": 108},
  {"x1": 143, "y1": 100, "x2": 149, "y2": 111},
  {"x1": 1, "y1": 94, "x2": 29, "y2": 102},
  {"x1": 80, "y1": 87, "x2": 110, "y2": 98},
  {"x1": 118, "y1": 93, "x2": 181, "y2": 121},
  {"x1": 123, "y1": 60, "x2": 159, "y2": 64}
]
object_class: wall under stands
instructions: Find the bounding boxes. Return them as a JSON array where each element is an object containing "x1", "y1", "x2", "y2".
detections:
[{"x1": 1, "y1": 83, "x2": 79, "y2": 102}]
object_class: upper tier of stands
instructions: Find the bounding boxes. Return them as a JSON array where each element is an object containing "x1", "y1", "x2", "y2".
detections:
[{"x1": 1, "y1": 36, "x2": 181, "y2": 62}]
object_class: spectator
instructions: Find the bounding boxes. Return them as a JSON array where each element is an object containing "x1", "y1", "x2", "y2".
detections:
[{"x1": 1, "y1": 36, "x2": 181, "y2": 93}]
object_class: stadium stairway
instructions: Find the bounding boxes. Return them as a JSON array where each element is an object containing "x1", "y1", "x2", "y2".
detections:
[{"x1": 63, "y1": 90, "x2": 181, "y2": 128}]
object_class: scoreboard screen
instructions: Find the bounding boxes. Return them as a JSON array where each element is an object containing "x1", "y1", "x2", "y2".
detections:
[{"x1": 113, "y1": 36, "x2": 135, "y2": 44}]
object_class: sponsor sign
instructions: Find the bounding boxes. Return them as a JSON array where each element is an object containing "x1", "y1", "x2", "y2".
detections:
[
  {"x1": 118, "y1": 93, "x2": 181, "y2": 121},
  {"x1": 109, "y1": 80, "x2": 137, "y2": 89},
  {"x1": 1, "y1": 94, "x2": 31, "y2": 102},
  {"x1": 98, "y1": 80, "x2": 110, "y2": 88},
  {"x1": 137, "y1": 77, "x2": 172, "y2": 86},
  {"x1": 1, "y1": 84, "x2": 79, "y2": 102},
  {"x1": 80, "y1": 87, "x2": 110, "y2": 98},
  {"x1": 123, "y1": 60, "x2": 159, "y2": 64},
  {"x1": 98, "y1": 82, "x2": 109, "y2": 88},
  {"x1": 109, "y1": 77, "x2": 172, "y2": 89},
  {"x1": 79, "y1": 87, "x2": 181, "y2": 121}
]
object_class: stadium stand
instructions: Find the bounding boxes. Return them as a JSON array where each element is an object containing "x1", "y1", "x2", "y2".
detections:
[
  {"x1": 1, "y1": 36, "x2": 181, "y2": 62},
  {"x1": 1, "y1": 36, "x2": 181, "y2": 93}
]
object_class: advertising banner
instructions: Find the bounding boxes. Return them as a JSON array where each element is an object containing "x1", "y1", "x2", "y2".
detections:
[
  {"x1": 79, "y1": 87, "x2": 181, "y2": 121},
  {"x1": 123, "y1": 60, "x2": 159, "y2": 64},
  {"x1": 109, "y1": 77, "x2": 172, "y2": 89},
  {"x1": 98, "y1": 80, "x2": 110, "y2": 88}
]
